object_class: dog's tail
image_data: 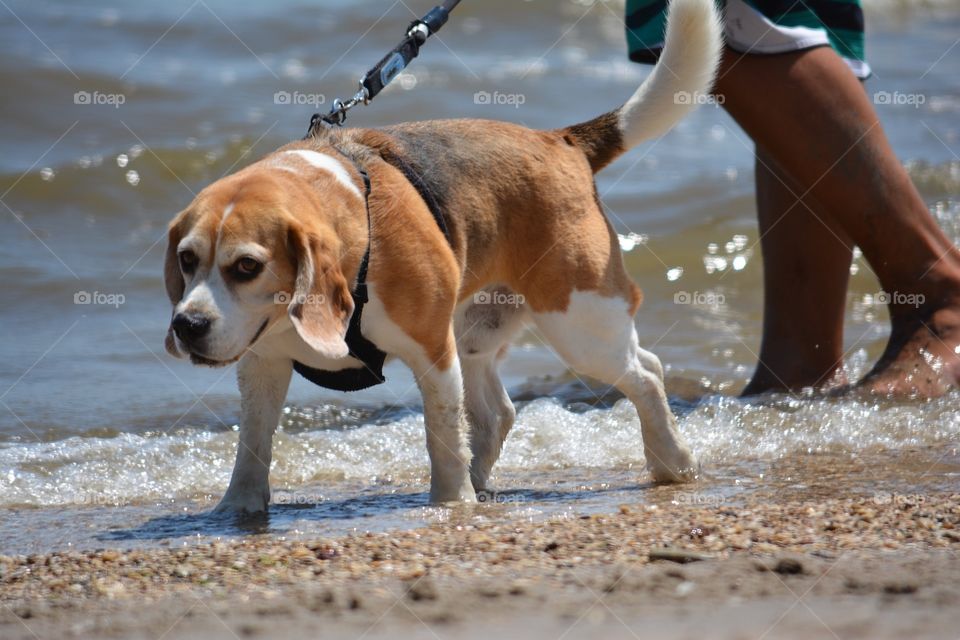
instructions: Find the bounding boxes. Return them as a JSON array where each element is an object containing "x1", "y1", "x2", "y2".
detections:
[{"x1": 560, "y1": 0, "x2": 722, "y2": 173}]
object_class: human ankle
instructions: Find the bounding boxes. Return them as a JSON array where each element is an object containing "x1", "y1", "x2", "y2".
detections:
[{"x1": 742, "y1": 359, "x2": 844, "y2": 395}]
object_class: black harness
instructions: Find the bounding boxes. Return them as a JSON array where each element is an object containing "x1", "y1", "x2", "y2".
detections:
[{"x1": 292, "y1": 153, "x2": 450, "y2": 392}]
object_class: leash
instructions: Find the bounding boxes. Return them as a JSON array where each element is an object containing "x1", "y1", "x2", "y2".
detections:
[{"x1": 306, "y1": 0, "x2": 463, "y2": 136}]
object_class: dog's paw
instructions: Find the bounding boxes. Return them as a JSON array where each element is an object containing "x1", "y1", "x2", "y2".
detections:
[
  {"x1": 430, "y1": 479, "x2": 478, "y2": 504},
  {"x1": 213, "y1": 487, "x2": 270, "y2": 514},
  {"x1": 646, "y1": 446, "x2": 699, "y2": 484}
]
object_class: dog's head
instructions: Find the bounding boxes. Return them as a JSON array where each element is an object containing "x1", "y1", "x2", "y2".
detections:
[{"x1": 164, "y1": 154, "x2": 363, "y2": 366}]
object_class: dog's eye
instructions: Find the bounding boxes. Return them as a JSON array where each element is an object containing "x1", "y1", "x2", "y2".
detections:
[
  {"x1": 179, "y1": 250, "x2": 198, "y2": 273},
  {"x1": 233, "y1": 257, "x2": 263, "y2": 280}
]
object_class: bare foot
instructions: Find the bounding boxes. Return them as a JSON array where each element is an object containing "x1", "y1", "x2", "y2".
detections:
[{"x1": 858, "y1": 305, "x2": 960, "y2": 397}]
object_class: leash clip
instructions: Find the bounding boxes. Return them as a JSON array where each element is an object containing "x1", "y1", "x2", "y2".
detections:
[{"x1": 312, "y1": 83, "x2": 369, "y2": 131}]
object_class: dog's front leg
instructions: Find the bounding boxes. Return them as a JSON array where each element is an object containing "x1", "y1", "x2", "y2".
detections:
[
  {"x1": 408, "y1": 344, "x2": 476, "y2": 504},
  {"x1": 214, "y1": 353, "x2": 292, "y2": 514}
]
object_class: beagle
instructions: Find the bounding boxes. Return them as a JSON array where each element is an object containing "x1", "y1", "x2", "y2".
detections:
[{"x1": 163, "y1": 0, "x2": 722, "y2": 513}]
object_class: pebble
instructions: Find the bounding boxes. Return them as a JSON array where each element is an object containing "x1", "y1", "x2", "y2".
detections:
[
  {"x1": 407, "y1": 579, "x2": 438, "y2": 602},
  {"x1": 648, "y1": 548, "x2": 712, "y2": 564},
  {"x1": 884, "y1": 581, "x2": 919, "y2": 595},
  {"x1": 773, "y1": 557, "x2": 805, "y2": 575}
]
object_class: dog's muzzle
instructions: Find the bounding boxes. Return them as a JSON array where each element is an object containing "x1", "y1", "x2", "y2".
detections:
[{"x1": 171, "y1": 311, "x2": 212, "y2": 346}]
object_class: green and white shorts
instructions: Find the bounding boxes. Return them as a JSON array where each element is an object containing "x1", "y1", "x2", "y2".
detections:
[{"x1": 626, "y1": 0, "x2": 871, "y2": 79}]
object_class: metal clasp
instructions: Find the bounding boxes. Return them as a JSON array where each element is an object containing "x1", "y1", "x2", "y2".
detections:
[{"x1": 322, "y1": 82, "x2": 370, "y2": 127}]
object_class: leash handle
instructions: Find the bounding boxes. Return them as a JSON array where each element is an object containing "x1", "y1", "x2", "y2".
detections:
[
  {"x1": 362, "y1": 0, "x2": 462, "y2": 100},
  {"x1": 308, "y1": 1, "x2": 462, "y2": 134},
  {"x1": 359, "y1": 24, "x2": 425, "y2": 103}
]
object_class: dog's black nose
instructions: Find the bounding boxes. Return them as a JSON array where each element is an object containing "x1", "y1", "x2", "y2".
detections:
[{"x1": 171, "y1": 312, "x2": 211, "y2": 343}]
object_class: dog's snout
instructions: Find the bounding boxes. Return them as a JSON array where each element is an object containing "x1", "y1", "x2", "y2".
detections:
[{"x1": 172, "y1": 312, "x2": 212, "y2": 343}]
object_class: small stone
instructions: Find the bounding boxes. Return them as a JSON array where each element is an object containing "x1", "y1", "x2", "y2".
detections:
[
  {"x1": 309, "y1": 590, "x2": 336, "y2": 611},
  {"x1": 773, "y1": 557, "x2": 804, "y2": 575},
  {"x1": 478, "y1": 585, "x2": 501, "y2": 598},
  {"x1": 258, "y1": 555, "x2": 277, "y2": 567},
  {"x1": 648, "y1": 548, "x2": 711, "y2": 564},
  {"x1": 675, "y1": 580, "x2": 696, "y2": 596},
  {"x1": 316, "y1": 547, "x2": 338, "y2": 560},
  {"x1": 507, "y1": 580, "x2": 528, "y2": 595},
  {"x1": 844, "y1": 577, "x2": 866, "y2": 592},
  {"x1": 884, "y1": 581, "x2": 918, "y2": 595},
  {"x1": 407, "y1": 579, "x2": 437, "y2": 602}
]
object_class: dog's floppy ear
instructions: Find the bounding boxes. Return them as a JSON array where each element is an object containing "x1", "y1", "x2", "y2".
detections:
[
  {"x1": 287, "y1": 224, "x2": 354, "y2": 359},
  {"x1": 163, "y1": 214, "x2": 186, "y2": 305}
]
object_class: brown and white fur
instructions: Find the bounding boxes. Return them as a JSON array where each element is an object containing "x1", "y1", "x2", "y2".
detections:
[{"x1": 163, "y1": 0, "x2": 722, "y2": 513}]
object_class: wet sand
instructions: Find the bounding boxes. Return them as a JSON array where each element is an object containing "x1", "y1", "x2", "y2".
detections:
[{"x1": 3, "y1": 491, "x2": 958, "y2": 639}]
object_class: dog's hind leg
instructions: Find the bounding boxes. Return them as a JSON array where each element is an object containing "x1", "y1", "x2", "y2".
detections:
[
  {"x1": 455, "y1": 287, "x2": 526, "y2": 492},
  {"x1": 461, "y1": 353, "x2": 515, "y2": 492},
  {"x1": 531, "y1": 292, "x2": 697, "y2": 482}
]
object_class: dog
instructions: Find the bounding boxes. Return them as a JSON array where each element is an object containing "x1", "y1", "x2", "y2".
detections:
[{"x1": 163, "y1": 0, "x2": 722, "y2": 513}]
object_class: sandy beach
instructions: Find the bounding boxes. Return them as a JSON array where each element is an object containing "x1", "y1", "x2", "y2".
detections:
[{"x1": 3, "y1": 491, "x2": 958, "y2": 639}]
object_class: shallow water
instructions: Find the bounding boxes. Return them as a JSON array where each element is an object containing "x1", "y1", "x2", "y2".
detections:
[{"x1": 0, "y1": 0, "x2": 958, "y2": 555}]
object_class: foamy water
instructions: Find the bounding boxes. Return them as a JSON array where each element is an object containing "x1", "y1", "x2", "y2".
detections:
[{"x1": 3, "y1": 392, "x2": 958, "y2": 506}]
